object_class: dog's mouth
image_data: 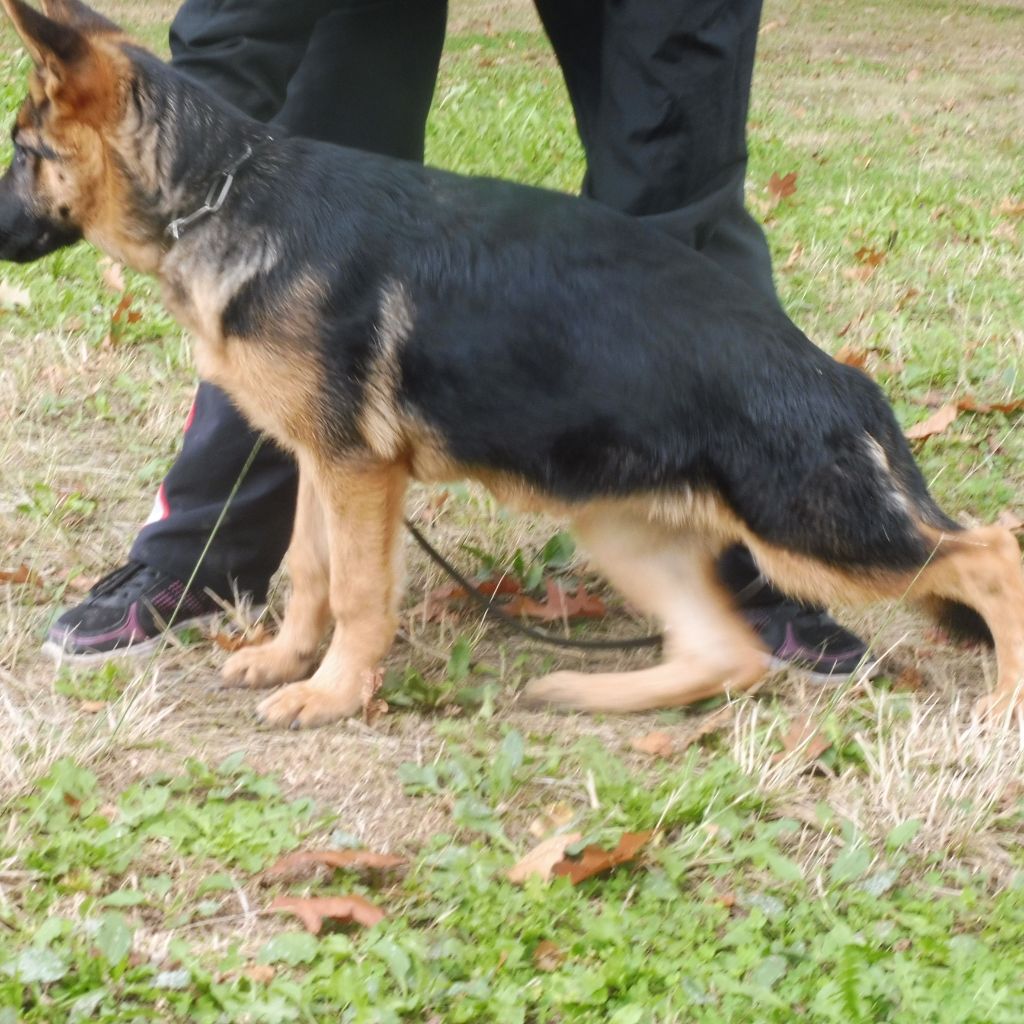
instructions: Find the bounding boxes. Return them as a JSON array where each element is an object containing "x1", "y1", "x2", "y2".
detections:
[{"x1": 0, "y1": 221, "x2": 82, "y2": 263}]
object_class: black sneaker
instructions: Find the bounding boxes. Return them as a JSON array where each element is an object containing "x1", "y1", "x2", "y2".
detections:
[
  {"x1": 43, "y1": 561, "x2": 222, "y2": 664},
  {"x1": 737, "y1": 580, "x2": 873, "y2": 683}
]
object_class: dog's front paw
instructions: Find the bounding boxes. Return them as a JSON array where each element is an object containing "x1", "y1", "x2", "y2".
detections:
[
  {"x1": 221, "y1": 642, "x2": 317, "y2": 690},
  {"x1": 256, "y1": 681, "x2": 361, "y2": 729},
  {"x1": 521, "y1": 670, "x2": 589, "y2": 710}
]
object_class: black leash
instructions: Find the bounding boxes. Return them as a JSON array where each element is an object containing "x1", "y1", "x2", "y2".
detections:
[{"x1": 403, "y1": 519, "x2": 662, "y2": 652}]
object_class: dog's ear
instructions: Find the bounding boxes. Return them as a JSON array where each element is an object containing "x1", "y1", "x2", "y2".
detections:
[
  {"x1": 1, "y1": 0, "x2": 90, "y2": 68},
  {"x1": 2, "y1": 0, "x2": 124, "y2": 125},
  {"x1": 40, "y1": 0, "x2": 120, "y2": 35}
]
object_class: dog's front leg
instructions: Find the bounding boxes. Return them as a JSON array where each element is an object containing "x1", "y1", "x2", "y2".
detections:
[
  {"x1": 222, "y1": 459, "x2": 331, "y2": 689},
  {"x1": 255, "y1": 460, "x2": 408, "y2": 729}
]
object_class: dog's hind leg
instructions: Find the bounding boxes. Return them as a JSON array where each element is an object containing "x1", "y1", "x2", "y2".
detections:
[
  {"x1": 255, "y1": 461, "x2": 408, "y2": 728},
  {"x1": 743, "y1": 523, "x2": 1024, "y2": 718},
  {"x1": 913, "y1": 526, "x2": 1024, "y2": 717},
  {"x1": 222, "y1": 459, "x2": 331, "y2": 689},
  {"x1": 522, "y1": 506, "x2": 768, "y2": 712}
]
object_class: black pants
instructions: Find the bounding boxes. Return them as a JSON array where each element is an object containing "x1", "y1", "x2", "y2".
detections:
[{"x1": 133, "y1": 0, "x2": 778, "y2": 599}]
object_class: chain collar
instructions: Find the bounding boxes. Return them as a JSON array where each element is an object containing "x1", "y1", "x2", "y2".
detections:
[{"x1": 165, "y1": 140, "x2": 266, "y2": 241}]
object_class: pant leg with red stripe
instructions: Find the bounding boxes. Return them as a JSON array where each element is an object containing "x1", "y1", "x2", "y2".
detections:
[{"x1": 129, "y1": 0, "x2": 447, "y2": 600}]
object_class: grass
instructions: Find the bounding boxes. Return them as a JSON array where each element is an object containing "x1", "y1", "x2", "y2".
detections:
[{"x1": 1, "y1": 0, "x2": 1023, "y2": 1020}]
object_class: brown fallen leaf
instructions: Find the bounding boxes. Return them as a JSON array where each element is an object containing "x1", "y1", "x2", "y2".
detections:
[
  {"x1": 894, "y1": 666, "x2": 925, "y2": 693},
  {"x1": 506, "y1": 580, "x2": 607, "y2": 622},
  {"x1": 243, "y1": 965, "x2": 276, "y2": 985},
  {"x1": 629, "y1": 730, "x2": 675, "y2": 758},
  {"x1": 361, "y1": 668, "x2": 388, "y2": 726},
  {"x1": 834, "y1": 344, "x2": 869, "y2": 370},
  {"x1": 533, "y1": 940, "x2": 565, "y2": 972},
  {"x1": 996, "y1": 510, "x2": 1024, "y2": 534},
  {"x1": 956, "y1": 395, "x2": 1024, "y2": 416},
  {"x1": 893, "y1": 287, "x2": 921, "y2": 312},
  {"x1": 269, "y1": 894, "x2": 385, "y2": 933},
  {"x1": 211, "y1": 623, "x2": 270, "y2": 652},
  {"x1": 842, "y1": 264, "x2": 877, "y2": 283},
  {"x1": 552, "y1": 830, "x2": 654, "y2": 885},
  {"x1": 262, "y1": 848, "x2": 406, "y2": 884},
  {"x1": 100, "y1": 259, "x2": 126, "y2": 293},
  {"x1": 853, "y1": 246, "x2": 886, "y2": 267},
  {"x1": 905, "y1": 403, "x2": 958, "y2": 441},
  {"x1": 420, "y1": 573, "x2": 522, "y2": 621},
  {"x1": 507, "y1": 833, "x2": 583, "y2": 884},
  {"x1": 767, "y1": 171, "x2": 797, "y2": 204},
  {"x1": 996, "y1": 197, "x2": 1024, "y2": 218},
  {"x1": 0, "y1": 564, "x2": 43, "y2": 586},
  {"x1": 772, "y1": 715, "x2": 831, "y2": 765}
]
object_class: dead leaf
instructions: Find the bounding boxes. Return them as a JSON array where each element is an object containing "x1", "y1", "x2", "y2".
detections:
[
  {"x1": 772, "y1": 715, "x2": 831, "y2": 765},
  {"x1": 100, "y1": 259, "x2": 126, "y2": 293},
  {"x1": 420, "y1": 573, "x2": 522, "y2": 621},
  {"x1": 80, "y1": 700, "x2": 108, "y2": 714},
  {"x1": 894, "y1": 666, "x2": 925, "y2": 693},
  {"x1": 767, "y1": 171, "x2": 797, "y2": 205},
  {"x1": 262, "y1": 849, "x2": 405, "y2": 884},
  {"x1": 211, "y1": 623, "x2": 270, "y2": 652},
  {"x1": 780, "y1": 241, "x2": 804, "y2": 272},
  {"x1": 834, "y1": 344, "x2": 869, "y2": 370},
  {"x1": 104, "y1": 293, "x2": 141, "y2": 346},
  {"x1": 996, "y1": 198, "x2": 1024, "y2": 218},
  {"x1": 854, "y1": 246, "x2": 887, "y2": 267},
  {"x1": 0, "y1": 564, "x2": 43, "y2": 586},
  {"x1": 552, "y1": 830, "x2": 654, "y2": 885},
  {"x1": 0, "y1": 280, "x2": 31, "y2": 309},
  {"x1": 507, "y1": 580, "x2": 607, "y2": 622},
  {"x1": 996, "y1": 510, "x2": 1024, "y2": 534},
  {"x1": 842, "y1": 264, "x2": 877, "y2": 283},
  {"x1": 893, "y1": 287, "x2": 921, "y2": 312},
  {"x1": 533, "y1": 940, "x2": 565, "y2": 972},
  {"x1": 269, "y1": 894, "x2": 385, "y2": 933},
  {"x1": 629, "y1": 730, "x2": 675, "y2": 758},
  {"x1": 507, "y1": 833, "x2": 583, "y2": 884},
  {"x1": 905, "y1": 403, "x2": 958, "y2": 441},
  {"x1": 243, "y1": 965, "x2": 276, "y2": 984},
  {"x1": 361, "y1": 668, "x2": 388, "y2": 726}
]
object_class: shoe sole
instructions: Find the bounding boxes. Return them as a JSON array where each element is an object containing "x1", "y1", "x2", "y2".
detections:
[
  {"x1": 768, "y1": 654, "x2": 883, "y2": 686},
  {"x1": 41, "y1": 610, "x2": 259, "y2": 668}
]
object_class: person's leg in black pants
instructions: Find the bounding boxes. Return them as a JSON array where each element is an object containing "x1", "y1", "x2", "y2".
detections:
[
  {"x1": 535, "y1": 0, "x2": 868, "y2": 678},
  {"x1": 47, "y1": 0, "x2": 448, "y2": 661}
]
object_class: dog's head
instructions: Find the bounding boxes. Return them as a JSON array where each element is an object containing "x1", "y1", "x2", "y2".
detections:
[{"x1": 0, "y1": 0, "x2": 129, "y2": 262}]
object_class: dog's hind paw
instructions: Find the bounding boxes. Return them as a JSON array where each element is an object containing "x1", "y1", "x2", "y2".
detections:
[
  {"x1": 520, "y1": 671, "x2": 591, "y2": 710},
  {"x1": 221, "y1": 642, "x2": 317, "y2": 690},
  {"x1": 255, "y1": 681, "x2": 361, "y2": 729}
]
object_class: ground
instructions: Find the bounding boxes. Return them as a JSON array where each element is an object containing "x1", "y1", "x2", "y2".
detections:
[{"x1": 1, "y1": 0, "x2": 1024, "y2": 1021}]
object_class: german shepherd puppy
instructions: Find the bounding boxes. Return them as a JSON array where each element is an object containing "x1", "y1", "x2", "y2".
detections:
[{"x1": 3, "y1": 0, "x2": 1022, "y2": 728}]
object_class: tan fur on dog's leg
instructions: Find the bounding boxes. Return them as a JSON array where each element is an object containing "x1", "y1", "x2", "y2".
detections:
[
  {"x1": 916, "y1": 526, "x2": 1024, "y2": 718},
  {"x1": 222, "y1": 462, "x2": 330, "y2": 688},
  {"x1": 523, "y1": 507, "x2": 767, "y2": 712},
  {"x1": 256, "y1": 460, "x2": 407, "y2": 728}
]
